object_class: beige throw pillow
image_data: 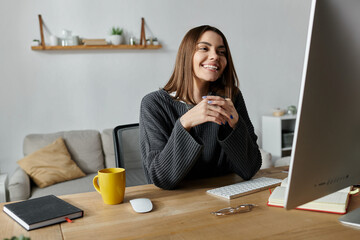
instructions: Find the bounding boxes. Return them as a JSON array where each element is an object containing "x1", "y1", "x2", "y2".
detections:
[{"x1": 17, "y1": 137, "x2": 86, "y2": 188}]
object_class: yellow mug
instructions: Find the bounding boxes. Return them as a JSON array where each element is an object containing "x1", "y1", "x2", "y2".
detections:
[{"x1": 93, "y1": 168, "x2": 126, "y2": 205}]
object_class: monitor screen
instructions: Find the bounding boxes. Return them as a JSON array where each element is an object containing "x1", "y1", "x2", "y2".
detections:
[{"x1": 284, "y1": 0, "x2": 360, "y2": 219}]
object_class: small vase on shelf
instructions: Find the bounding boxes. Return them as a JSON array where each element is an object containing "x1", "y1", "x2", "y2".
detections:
[{"x1": 109, "y1": 35, "x2": 123, "y2": 45}]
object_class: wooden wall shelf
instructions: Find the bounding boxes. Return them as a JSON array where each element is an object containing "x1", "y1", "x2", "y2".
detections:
[
  {"x1": 31, "y1": 44, "x2": 162, "y2": 51},
  {"x1": 33, "y1": 15, "x2": 162, "y2": 51}
]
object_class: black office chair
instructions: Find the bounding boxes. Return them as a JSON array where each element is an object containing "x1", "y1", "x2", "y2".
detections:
[{"x1": 113, "y1": 123, "x2": 147, "y2": 187}]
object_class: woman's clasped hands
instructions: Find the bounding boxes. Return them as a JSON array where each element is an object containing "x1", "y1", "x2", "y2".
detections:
[{"x1": 180, "y1": 95, "x2": 239, "y2": 131}]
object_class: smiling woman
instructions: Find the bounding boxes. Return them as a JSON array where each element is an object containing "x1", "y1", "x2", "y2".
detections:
[{"x1": 139, "y1": 25, "x2": 262, "y2": 190}]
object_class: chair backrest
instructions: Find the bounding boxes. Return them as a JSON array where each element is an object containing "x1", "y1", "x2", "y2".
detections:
[
  {"x1": 113, "y1": 123, "x2": 141, "y2": 168},
  {"x1": 113, "y1": 124, "x2": 147, "y2": 186}
]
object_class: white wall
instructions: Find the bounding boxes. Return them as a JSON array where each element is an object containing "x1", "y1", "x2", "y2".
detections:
[{"x1": 0, "y1": 0, "x2": 312, "y2": 175}]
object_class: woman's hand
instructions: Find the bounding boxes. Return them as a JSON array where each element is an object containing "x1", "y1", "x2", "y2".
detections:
[
  {"x1": 180, "y1": 96, "x2": 239, "y2": 131},
  {"x1": 206, "y1": 95, "x2": 239, "y2": 129}
]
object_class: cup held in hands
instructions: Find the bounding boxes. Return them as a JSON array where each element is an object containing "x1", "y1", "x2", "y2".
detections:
[{"x1": 93, "y1": 168, "x2": 126, "y2": 205}]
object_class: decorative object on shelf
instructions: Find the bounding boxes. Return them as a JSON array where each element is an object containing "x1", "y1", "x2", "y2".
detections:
[
  {"x1": 146, "y1": 37, "x2": 159, "y2": 45},
  {"x1": 31, "y1": 39, "x2": 40, "y2": 46},
  {"x1": 109, "y1": 26, "x2": 123, "y2": 45},
  {"x1": 129, "y1": 36, "x2": 136, "y2": 45},
  {"x1": 287, "y1": 105, "x2": 297, "y2": 115},
  {"x1": 49, "y1": 35, "x2": 59, "y2": 46},
  {"x1": 272, "y1": 108, "x2": 285, "y2": 117},
  {"x1": 61, "y1": 29, "x2": 76, "y2": 46},
  {"x1": 152, "y1": 37, "x2": 159, "y2": 45}
]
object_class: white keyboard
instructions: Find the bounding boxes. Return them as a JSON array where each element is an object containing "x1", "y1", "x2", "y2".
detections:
[{"x1": 207, "y1": 177, "x2": 282, "y2": 200}]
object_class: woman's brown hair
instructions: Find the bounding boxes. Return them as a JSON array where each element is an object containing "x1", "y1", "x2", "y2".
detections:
[{"x1": 164, "y1": 25, "x2": 239, "y2": 105}]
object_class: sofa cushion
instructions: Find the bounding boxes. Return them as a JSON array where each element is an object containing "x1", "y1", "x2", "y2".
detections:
[
  {"x1": 18, "y1": 138, "x2": 86, "y2": 188},
  {"x1": 23, "y1": 130, "x2": 105, "y2": 174},
  {"x1": 30, "y1": 173, "x2": 97, "y2": 199},
  {"x1": 101, "y1": 129, "x2": 116, "y2": 168}
]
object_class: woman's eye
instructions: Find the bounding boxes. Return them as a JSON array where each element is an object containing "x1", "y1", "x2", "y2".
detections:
[
  {"x1": 218, "y1": 50, "x2": 226, "y2": 56},
  {"x1": 198, "y1": 46, "x2": 208, "y2": 51}
]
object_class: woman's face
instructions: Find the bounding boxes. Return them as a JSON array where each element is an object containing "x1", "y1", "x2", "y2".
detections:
[{"x1": 192, "y1": 31, "x2": 227, "y2": 84}]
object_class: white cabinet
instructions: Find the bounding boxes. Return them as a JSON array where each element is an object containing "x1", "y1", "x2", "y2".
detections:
[{"x1": 262, "y1": 115, "x2": 297, "y2": 160}]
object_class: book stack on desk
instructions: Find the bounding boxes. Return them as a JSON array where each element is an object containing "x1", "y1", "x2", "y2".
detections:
[
  {"x1": 3, "y1": 195, "x2": 83, "y2": 230},
  {"x1": 268, "y1": 178, "x2": 352, "y2": 214}
]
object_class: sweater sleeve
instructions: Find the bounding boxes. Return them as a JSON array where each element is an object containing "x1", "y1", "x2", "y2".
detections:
[
  {"x1": 218, "y1": 91, "x2": 262, "y2": 180},
  {"x1": 139, "y1": 93, "x2": 203, "y2": 190}
]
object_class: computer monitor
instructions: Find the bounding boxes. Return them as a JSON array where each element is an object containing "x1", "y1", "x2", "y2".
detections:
[{"x1": 284, "y1": 0, "x2": 360, "y2": 225}]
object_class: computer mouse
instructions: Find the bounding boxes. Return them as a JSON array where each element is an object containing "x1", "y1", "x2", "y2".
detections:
[{"x1": 129, "y1": 198, "x2": 153, "y2": 213}]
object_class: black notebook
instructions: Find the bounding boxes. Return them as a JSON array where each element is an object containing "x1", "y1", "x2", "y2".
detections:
[{"x1": 3, "y1": 195, "x2": 83, "y2": 230}]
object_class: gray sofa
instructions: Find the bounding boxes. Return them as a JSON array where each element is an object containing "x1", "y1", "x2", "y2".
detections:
[{"x1": 8, "y1": 129, "x2": 118, "y2": 202}]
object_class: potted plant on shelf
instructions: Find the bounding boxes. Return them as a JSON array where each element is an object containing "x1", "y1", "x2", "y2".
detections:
[
  {"x1": 109, "y1": 27, "x2": 123, "y2": 45},
  {"x1": 31, "y1": 39, "x2": 40, "y2": 46}
]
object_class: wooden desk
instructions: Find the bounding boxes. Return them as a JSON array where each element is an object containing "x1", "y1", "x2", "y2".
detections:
[{"x1": 1, "y1": 167, "x2": 359, "y2": 239}]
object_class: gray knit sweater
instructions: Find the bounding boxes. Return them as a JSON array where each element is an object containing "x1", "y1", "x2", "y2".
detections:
[{"x1": 139, "y1": 89, "x2": 262, "y2": 190}]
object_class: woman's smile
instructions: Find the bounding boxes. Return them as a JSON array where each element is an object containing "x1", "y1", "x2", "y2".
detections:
[{"x1": 202, "y1": 64, "x2": 219, "y2": 72}]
